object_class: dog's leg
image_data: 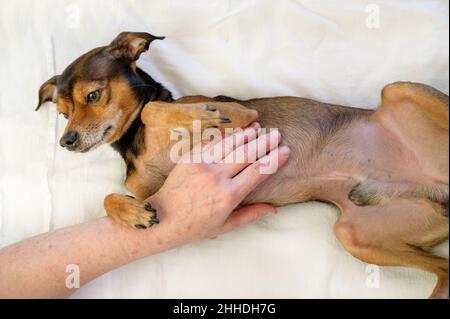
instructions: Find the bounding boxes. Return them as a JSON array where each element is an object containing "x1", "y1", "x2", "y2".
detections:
[
  {"x1": 142, "y1": 100, "x2": 258, "y2": 133},
  {"x1": 334, "y1": 198, "x2": 448, "y2": 298},
  {"x1": 375, "y1": 82, "x2": 448, "y2": 183},
  {"x1": 353, "y1": 82, "x2": 449, "y2": 208},
  {"x1": 104, "y1": 193, "x2": 159, "y2": 229},
  {"x1": 349, "y1": 179, "x2": 448, "y2": 212}
]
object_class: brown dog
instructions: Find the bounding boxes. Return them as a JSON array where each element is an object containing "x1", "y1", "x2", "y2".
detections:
[{"x1": 36, "y1": 32, "x2": 449, "y2": 298}]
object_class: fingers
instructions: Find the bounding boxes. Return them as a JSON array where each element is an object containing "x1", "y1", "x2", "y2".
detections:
[
  {"x1": 220, "y1": 203, "x2": 276, "y2": 234},
  {"x1": 232, "y1": 145, "x2": 290, "y2": 202},
  {"x1": 218, "y1": 129, "x2": 281, "y2": 177},
  {"x1": 206, "y1": 122, "x2": 261, "y2": 163}
]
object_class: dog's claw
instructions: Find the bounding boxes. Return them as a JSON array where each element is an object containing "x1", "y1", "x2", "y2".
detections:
[
  {"x1": 144, "y1": 202, "x2": 159, "y2": 225},
  {"x1": 144, "y1": 202, "x2": 157, "y2": 213},
  {"x1": 220, "y1": 116, "x2": 231, "y2": 124},
  {"x1": 125, "y1": 195, "x2": 135, "y2": 199},
  {"x1": 135, "y1": 224, "x2": 147, "y2": 229},
  {"x1": 150, "y1": 216, "x2": 160, "y2": 224},
  {"x1": 206, "y1": 105, "x2": 217, "y2": 112}
]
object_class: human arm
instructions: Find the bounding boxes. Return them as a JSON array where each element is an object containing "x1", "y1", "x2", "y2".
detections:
[{"x1": 0, "y1": 125, "x2": 289, "y2": 298}]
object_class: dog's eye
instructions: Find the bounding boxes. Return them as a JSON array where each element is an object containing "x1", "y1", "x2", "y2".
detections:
[{"x1": 86, "y1": 90, "x2": 101, "y2": 104}]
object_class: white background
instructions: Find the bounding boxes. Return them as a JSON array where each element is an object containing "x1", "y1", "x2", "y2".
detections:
[{"x1": 0, "y1": 0, "x2": 448, "y2": 298}]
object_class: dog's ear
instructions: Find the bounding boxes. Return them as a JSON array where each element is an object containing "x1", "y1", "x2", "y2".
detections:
[
  {"x1": 36, "y1": 75, "x2": 59, "y2": 111},
  {"x1": 107, "y1": 32, "x2": 165, "y2": 62}
]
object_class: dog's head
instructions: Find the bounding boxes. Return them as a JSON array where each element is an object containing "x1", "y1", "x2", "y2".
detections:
[{"x1": 36, "y1": 32, "x2": 164, "y2": 152}]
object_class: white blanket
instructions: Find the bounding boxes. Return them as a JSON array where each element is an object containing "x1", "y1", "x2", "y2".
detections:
[{"x1": 0, "y1": 0, "x2": 448, "y2": 298}]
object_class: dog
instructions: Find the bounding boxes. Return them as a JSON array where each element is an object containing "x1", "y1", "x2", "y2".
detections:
[{"x1": 36, "y1": 32, "x2": 449, "y2": 298}]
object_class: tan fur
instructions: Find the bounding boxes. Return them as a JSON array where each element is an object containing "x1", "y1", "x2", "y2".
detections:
[
  {"x1": 104, "y1": 194, "x2": 158, "y2": 229},
  {"x1": 377, "y1": 82, "x2": 449, "y2": 183}
]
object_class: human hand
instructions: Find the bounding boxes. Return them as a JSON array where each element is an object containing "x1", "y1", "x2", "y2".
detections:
[{"x1": 148, "y1": 123, "x2": 290, "y2": 247}]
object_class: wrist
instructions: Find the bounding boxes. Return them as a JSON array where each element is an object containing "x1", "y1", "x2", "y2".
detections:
[
  {"x1": 142, "y1": 194, "x2": 193, "y2": 251},
  {"x1": 135, "y1": 222, "x2": 178, "y2": 258},
  {"x1": 101, "y1": 209, "x2": 175, "y2": 260}
]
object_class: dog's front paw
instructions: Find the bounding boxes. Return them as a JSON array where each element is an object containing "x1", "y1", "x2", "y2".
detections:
[
  {"x1": 142, "y1": 202, "x2": 160, "y2": 227},
  {"x1": 197, "y1": 103, "x2": 232, "y2": 129},
  {"x1": 104, "y1": 194, "x2": 159, "y2": 229}
]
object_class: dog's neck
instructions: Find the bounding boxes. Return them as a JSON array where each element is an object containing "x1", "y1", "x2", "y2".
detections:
[{"x1": 111, "y1": 68, "x2": 172, "y2": 174}]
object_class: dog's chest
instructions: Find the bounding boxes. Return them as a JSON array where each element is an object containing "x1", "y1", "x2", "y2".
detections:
[{"x1": 124, "y1": 127, "x2": 177, "y2": 200}]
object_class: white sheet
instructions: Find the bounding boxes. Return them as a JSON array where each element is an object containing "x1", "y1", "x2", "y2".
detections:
[{"x1": 0, "y1": 0, "x2": 448, "y2": 298}]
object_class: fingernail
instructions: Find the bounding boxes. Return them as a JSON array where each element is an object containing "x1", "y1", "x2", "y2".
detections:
[
  {"x1": 270, "y1": 129, "x2": 281, "y2": 141},
  {"x1": 279, "y1": 145, "x2": 291, "y2": 156}
]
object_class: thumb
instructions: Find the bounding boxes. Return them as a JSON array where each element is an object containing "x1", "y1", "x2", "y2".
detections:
[{"x1": 220, "y1": 203, "x2": 277, "y2": 234}]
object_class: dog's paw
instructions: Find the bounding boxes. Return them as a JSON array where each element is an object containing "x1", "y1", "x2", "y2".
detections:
[
  {"x1": 348, "y1": 184, "x2": 379, "y2": 207},
  {"x1": 104, "y1": 194, "x2": 159, "y2": 229},
  {"x1": 129, "y1": 201, "x2": 159, "y2": 229},
  {"x1": 197, "y1": 103, "x2": 232, "y2": 129}
]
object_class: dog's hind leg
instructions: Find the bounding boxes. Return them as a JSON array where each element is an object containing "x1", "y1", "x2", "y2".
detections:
[
  {"x1": 374, "y1": 81, "x2": 449, "y2": 183},
  {"x1": 334, "y1": 198, "x2": 449, "y2": 298},
  {"x1": 348, "y1": 179, "x2": 449, "y2": 212},
  {"x1": 104, "y1": 194, "x2": 159, "y2": 229}
]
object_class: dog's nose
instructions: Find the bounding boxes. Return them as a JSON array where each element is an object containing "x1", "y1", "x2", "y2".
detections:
[{"x1": 60, "y1": 131, "x2": 79, "y2": 148}]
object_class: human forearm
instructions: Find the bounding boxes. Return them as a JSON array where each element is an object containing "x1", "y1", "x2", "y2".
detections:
[{"x1": 0, "y1": 216, "x2": 173, "y2": 298}]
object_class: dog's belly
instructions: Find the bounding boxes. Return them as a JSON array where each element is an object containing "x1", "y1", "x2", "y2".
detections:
[
  {"x1": 239, "y1": 98, "x2": 445, "y2": 208},
  {"x1": 237, "y1": 97, "x2": 369, "y2": 205}
]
